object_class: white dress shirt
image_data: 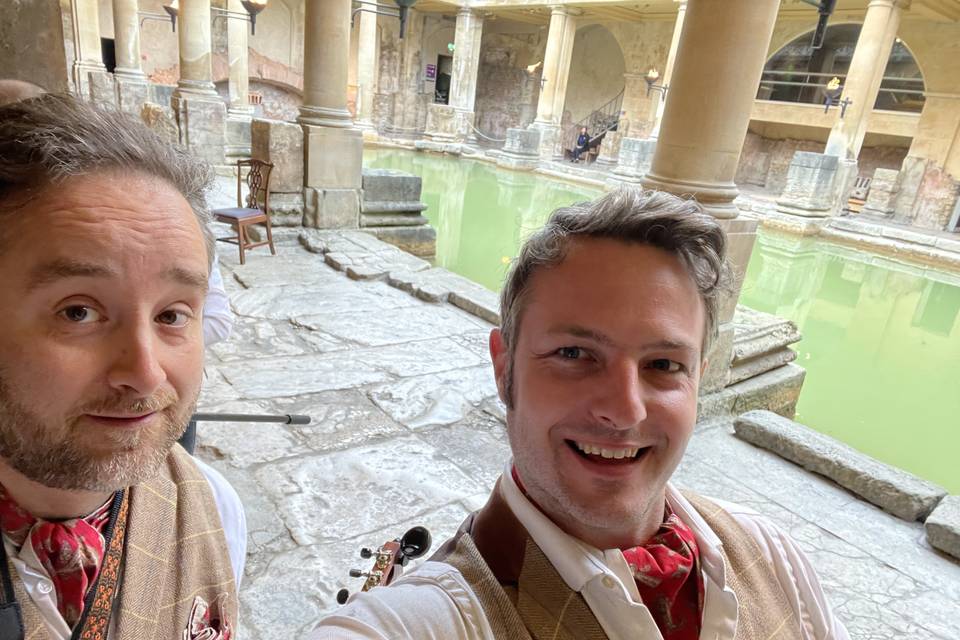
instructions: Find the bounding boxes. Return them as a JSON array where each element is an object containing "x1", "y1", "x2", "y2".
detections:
[
  {"x1": 2, "y1": 458, "x2": 247, "y2": 640},
  {"x1": 313, "y1": 461, "x2": 849, "y2": 640},
  {"x1": 203, "y1": 254, "x2": 234, "y2": 347}
]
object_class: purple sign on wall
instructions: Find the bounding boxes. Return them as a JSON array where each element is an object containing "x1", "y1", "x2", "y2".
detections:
[{"x1": 425, "y1": 63, "x2": 437, "y2": 80}]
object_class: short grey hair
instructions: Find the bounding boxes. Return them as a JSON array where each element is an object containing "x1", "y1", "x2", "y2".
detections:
[
  {"x1": 0, "y1": 93, "x2": 215, "y2": 265},
  {"x1": 498, "y1": 188, "x2": 731, "y2": 408}
]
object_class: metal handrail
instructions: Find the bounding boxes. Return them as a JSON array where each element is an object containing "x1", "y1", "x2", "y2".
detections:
[
  {"x1": 562, "y1": 86, "x2": 625, "y2": 153},
  {"x1": 178, "y1": 412, "x2": 312, "y2": 455}
]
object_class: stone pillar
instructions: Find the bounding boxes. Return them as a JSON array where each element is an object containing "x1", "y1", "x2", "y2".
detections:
[
  {"x1": 225, "y1": 0, "x2": 253, "y2": 159},
  {"x1": 528, "y1": 6, "x2": 577, "y2": 159},
  {"x1": 824, "y1": 0, "x2": 905, "y2": 162},
  {"x1": 641, "y1": 0, "x2": 779, "y2": 219},
  {"x1": 112, "y1": 0, "x2": 150, "y2": 113},
  {"x1": 423, "y1": 8, "x2": 484, "y2": 146},
  {"x1": 72, "y1": 0, "x2": 108, "y2": 97},
  {"x1": 173, "y1": 0, "x2": 227, "y2": 165},
  {"x1": 355, "y1": 7, "x2": 378, "y2": 134},
  {"x1": 300, "y1": 0, "x2": 363, "y2": 229},
  {"x1": 649, "y1": 0, "x2": 687, "y2": 139}
]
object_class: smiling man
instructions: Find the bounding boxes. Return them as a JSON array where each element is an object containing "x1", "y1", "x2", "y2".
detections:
[
  {"x1": 314, "y1": 190, "x2": 848, "y2": 639},
  {"x1": 0, "y1": 94, "x2": 244, "y2": 639}
]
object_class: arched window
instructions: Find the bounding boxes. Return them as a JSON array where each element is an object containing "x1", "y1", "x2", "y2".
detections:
[{"x1": 758, "y1": 24, "x2": 925, "y2": 113}]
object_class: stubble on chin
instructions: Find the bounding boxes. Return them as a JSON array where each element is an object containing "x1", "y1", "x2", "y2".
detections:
[{"x1": 0, "y1": 379, "x2": 194, "y2": 492}]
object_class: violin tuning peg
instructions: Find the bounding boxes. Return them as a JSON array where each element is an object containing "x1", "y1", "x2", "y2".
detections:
[
  {"x1": 336, "y1": 588, "x2": 350, "y2": 605},
  {"x1": 348, "y1": 568, "x2": 365, "y2": 578},
  {"x1": 359, "y1": 547, "x2": 373, "y2": 559}
]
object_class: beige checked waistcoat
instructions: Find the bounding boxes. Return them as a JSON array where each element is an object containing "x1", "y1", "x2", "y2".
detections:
[
  {"x1": 430, "y1": 481, "x2": 804, "y2": 640},
  {"x1": 11, "y1": 444, "x2": 238, "y2": 640}
]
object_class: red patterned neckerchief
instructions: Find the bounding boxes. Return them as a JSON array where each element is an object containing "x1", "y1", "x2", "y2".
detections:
[
  {"x1": 510, "y1": 466, "x2": 705, "y2": 640},
  {"x1": 0, "y1": 484, "x2": 112, "y2": 629},
  {"x1": 621, "y1": 506, "x2": 705, "y2": 640}
]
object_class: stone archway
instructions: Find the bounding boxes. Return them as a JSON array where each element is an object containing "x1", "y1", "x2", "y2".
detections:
[{"x1": 562, "y1": 24, "x2": 626, "y2": 126}]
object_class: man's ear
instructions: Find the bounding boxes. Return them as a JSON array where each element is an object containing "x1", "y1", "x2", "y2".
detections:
[
  {"x1": 699, "y1": 357, "x2": 709, "y2": 382},
  {"x1": 489, "y1": 328, "x2": 509, "y2": 404}
]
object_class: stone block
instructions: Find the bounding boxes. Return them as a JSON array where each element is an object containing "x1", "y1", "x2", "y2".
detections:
[
  {"x1": 176, "y1": 95, "x2": 226, "y2": 166},
  {"x1": 502, "y1": 127, "x2": 540, "y2": 157},
  {"x1": 149, "y1": 83, "x2": 176, "y2": 108},
  {"x1": 140, "y1": 102, "x2": 179, "y2": 144},
  {"x1": 925, "y1": 496, "x2": 960, "y2": 560},
  {"x1": 734, "y1": 410, "x2": 948, "y2": 521},
  {"x1": 776, "y1": 152, "x2": 839, "y2": 217},
  {"x1": 527, "y1": 122, "x2": 560, "y2": 160},
  {"x1": 303, "y1": 188, "x2": 359, "y2": 229},
  {"x1": 361, "y1": 169, "x2": 423, "y2": 207},
  {"x1": 613, "y1": 137, "x2": 657, "y2": 180},
  {"x1": 87, "y1": 71, "x2": 116, "y2": 108},
  {"x1": 266, "y1": 192, "x2": 306, "y2": 226},
  {"x1": 727, "y1": 348, "x2": 797, "y2": 386},
  {"x1": 862, "y1": 167, "x2": 900, "y2": 217},
  {"x1": 595, "y1": 130, "x2": 622, "y2": 167},
  {"x1": 424, "y1": 103, "x2": 472, "y2": 143},
  {"x1": 251, "y1": 118, "x2": 304, "y2": 192},
  {"x1": 728, "y1": 362, "x2": 805, "y2": 419},
  {"x1": 893, "y1": 156, "x2": 929, "y2": 224},
  {"x1": 730, "y1": 306, "x2": 802, "y2": 363},
  {"x1": 115, "y1": 78, "x2": 149, "y2": 115},
  {"x1": 716, "y1": 218, "x2": 759, "y2": 324},
  {"x1": 225, "y1": 115, "x2": 252, "y2": 159},
  {"x1": 362, "y1": 226, "x2": 436, "y2": 258},
  {"x1": 913, "y1": 165, "x2": 960, "y2": 231},
  {"x1": 303, "y1": 125, "x2": 362, "y2": 190}
]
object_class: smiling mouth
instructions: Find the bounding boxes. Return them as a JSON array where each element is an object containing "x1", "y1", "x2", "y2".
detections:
[{"x1": 566, "y1": 440, "x2": 651, "y2": 464}]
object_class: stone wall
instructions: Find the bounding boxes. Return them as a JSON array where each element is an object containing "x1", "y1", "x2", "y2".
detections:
[
  {"x1": 474, "y1": 25, "x2": 545, "y2": 140},
  {"x1": 737, "y1": 131, "x2": 909, "y2": 193},
  {"x1": 0, "y1": 0, "x2": 71, "y2": 92},
  {"x1": 563, "y1": 24, "x2": 626, "y2": 125}
]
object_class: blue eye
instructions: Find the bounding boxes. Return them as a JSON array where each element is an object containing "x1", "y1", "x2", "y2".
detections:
[{"x1": 59, "y1": 305, "x2": 102, "y2": 324}]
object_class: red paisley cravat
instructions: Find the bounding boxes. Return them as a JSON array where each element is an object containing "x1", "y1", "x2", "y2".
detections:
[
  {"x1": 0, "y1": 485, "x2": 111, "y2": 629},
  {"x1": 621, "y1": 508, "x2": 705, "y2": 640}
]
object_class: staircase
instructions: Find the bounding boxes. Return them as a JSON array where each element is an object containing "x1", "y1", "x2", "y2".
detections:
[{"x1": 562, "y1": 87, "x2": 625, "y2": 159}]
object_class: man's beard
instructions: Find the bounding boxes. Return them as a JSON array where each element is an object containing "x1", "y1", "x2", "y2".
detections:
[{"x1": 0, "y1": 376, "x2": 193, "y2": 492}]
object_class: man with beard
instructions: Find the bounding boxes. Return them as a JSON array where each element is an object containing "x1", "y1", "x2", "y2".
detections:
[
  {"x1": 0, "y1": 94, "x2": 245, "y2": 639},
  {"x1": 313, "y1": 190, "x2": 848, "y2": 639}
]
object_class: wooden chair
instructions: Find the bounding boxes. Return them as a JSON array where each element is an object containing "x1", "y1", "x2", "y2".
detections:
[{"x1": 213, "y1": 159, "x2": 276, "y2": 265}]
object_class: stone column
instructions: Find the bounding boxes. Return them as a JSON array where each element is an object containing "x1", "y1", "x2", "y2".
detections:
[
  {"x1": 423, "y1": 8, "x2": 484, "y2": 147},
  {"x1": 641, "y1": 0, "x2": 780, "y2": 219},
  {"x1": 649, "y1": 0, "x2": 687, "y2": 138},
  {"x1": 300, "y1": 0, "x2": 363, "y2": 229},
  {"x1": 112, "y1": 0, "x2": 149, "y2": 113},
  {"x1": 72, "y1": 0, "x2": 108, "y2": 98},
  {"x1": 355, "y1": 7, "x2": 378, "y2": 134},
  {"x1": 225, "y1": 0, "x2": 254, "y2": 159},
  {"x1": 173, "y1": 0, "x2": 227, "y2": 165},
  {"x1": 529, "y1": 6, "x2": 577, "y2": 159},
  {"x1": 824, "y1": 0, "x2": 906, "y2": 162},
  {"x1": 638, "y1": 0, "x2": 780, "y2": 395}
]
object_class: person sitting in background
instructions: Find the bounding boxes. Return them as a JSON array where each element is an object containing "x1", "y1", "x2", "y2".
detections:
[
  {"x1": 0, "y1": 94, "x2": 245, "y2": 639},
  {"x1": 572, "y1": 126, "x2": 590, "y2": 163}
]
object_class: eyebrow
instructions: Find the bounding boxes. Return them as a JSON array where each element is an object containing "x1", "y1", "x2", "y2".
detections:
[
  {"x1": 27, "y1": 259, "x2": 208, "y2": 292},
  {"x1": 549, "y1": 325, "x2": 699, "y2": 355}
]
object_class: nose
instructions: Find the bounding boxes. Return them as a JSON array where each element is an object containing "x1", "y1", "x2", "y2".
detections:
[
  {"x1": 590, "y1": 359, "x2": 647, "y2": 429},
  {"x1": 106, "y1": 319, "x2": 166, "y2": 397}
]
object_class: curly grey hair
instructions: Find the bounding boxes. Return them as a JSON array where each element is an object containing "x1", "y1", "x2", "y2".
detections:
[
  {"x1": 498, "y1": 188, "x2": 732, "y2": 408},
  {"x1": 0, "y1": 93, "x2": 215, "y2": 265}
]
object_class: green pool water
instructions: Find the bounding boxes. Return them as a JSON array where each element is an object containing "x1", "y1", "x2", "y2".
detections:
[{"x1": 364, "y1": 148, "x2": 960, "y2": 493}]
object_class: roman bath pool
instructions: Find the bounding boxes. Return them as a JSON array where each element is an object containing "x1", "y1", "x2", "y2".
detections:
[{"x1": 364, "y1": 148, "x2": 960, "y2": 493}]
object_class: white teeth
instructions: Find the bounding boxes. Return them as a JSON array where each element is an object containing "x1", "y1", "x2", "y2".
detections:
[{"x1": 574, "y1": 441, "x2": 641, "y2": 460}]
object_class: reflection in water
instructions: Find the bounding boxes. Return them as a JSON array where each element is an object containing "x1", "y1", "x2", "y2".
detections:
[
  {"x1": 741, "y1": 232, "x2": 960, "y2": 492},
  {"x1": 364, "y1": 149, "x2": 960, "y2": 492}
]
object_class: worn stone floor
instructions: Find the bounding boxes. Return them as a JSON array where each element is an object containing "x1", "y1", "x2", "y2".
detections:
[{"x1": 200, "y1": 180, "x2": 959, "y2": 640}]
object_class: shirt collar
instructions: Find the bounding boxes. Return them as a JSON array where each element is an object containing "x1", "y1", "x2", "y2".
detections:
[{"x1": 499, "y1": 460, "x2": 728, "y2": 594}]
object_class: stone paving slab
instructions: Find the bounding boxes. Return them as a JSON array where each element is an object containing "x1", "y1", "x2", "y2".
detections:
[{"x1": 193, "y1": 217, "x2": 959, "y2": 640}]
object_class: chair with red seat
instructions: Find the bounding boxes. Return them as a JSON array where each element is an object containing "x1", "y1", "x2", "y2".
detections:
[{"x1": 213, "y1": 159, "x2": 276, "y2": 265}]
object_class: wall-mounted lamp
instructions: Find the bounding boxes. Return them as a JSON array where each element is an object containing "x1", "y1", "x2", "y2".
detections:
[
  {"x1": 212, "y1": 0, "x2": 269, "y2": 36},
  {"x1": 447, "y1": 42, "x2": 456, "y2": 54},
  {"x1": 139, "y1": 1, "x2": 179, "y2": 32},
  {"x1": 140, "y1": 0, "x2": 267, "y2": 35},
  {"x1": 822, "y1": 76, "x2": 851, "y2": 117},
  {"x1": 352, "y1": 0, "x2": 418, "y2": 39},
  {"x1": 525, "y1": 61, "x2": 546, "y2": 89},
  {"x1": 644, "y1": 67, "x2": 668, "y2": 100}
]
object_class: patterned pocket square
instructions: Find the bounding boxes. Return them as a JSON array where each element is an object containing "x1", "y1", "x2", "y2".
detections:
[{"x1": 182, "y1": 594, "x2": 233, "y2": 640}]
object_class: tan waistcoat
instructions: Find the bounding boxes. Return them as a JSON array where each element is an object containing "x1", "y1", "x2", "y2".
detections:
[
  {"x1": 10, "y1": 445, "x2": 238, "y2": 640},
  {"x1": 430, "y1": 481, "x2": 803, "y2": 640}
]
